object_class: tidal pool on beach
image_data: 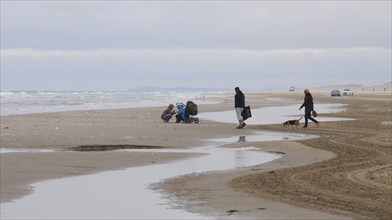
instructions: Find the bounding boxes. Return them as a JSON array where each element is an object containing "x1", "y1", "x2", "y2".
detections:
[
  {"x1": 198, "y1": 103, "x2": 352, "y2": 125},
  {"x1": 0, "y1": 130, "x2": 318, "y2": 220}
]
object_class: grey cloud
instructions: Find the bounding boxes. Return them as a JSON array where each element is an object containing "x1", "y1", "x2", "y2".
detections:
[{"x1": 1, "y1": 1, "x2": 390, "y2": 50}]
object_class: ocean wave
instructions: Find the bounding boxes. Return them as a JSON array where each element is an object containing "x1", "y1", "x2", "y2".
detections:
[{"x1": 0, "y1": 91, "x2": 222, "y2": 116}]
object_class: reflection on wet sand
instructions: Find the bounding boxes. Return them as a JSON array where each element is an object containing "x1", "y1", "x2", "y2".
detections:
[{"x1": 238, "y1": 136, "x2": 246, "y2": 142}]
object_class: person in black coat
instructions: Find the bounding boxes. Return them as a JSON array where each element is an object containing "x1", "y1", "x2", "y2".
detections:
[
  {"x1": 234, "y1": 87, "x2": 246, "y2": 129},
  {"x1": 299, "y1": 89, "x2": 320, "y2": 128}
]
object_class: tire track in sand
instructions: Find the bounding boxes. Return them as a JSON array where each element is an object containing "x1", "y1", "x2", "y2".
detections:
[{"x1": 230, "y1": 96, "x2": 392, "y2": 220}]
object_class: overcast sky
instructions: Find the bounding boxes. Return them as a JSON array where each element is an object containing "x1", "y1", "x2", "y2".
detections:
[{"x1": 1, "y1": 1, "x2": 391, "y2": 91}]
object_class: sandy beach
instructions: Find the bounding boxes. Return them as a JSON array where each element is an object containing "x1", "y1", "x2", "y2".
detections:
[{"x1": 1, "y1": 92, "x2": 391, "y2": 219}]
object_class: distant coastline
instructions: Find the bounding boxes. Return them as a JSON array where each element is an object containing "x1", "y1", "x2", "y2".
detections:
[
  {"x1": 128, "y1": 82, "x2": 392, "y2": 93},
  {"x1": 128, "y1": 87, "x2": 230, "y2": 93},
  {"x1": 250, "y1": 81, "x2": 392, "y2": 93}
]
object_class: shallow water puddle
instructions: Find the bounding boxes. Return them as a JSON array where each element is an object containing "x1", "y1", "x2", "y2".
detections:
[
  {"x1": 206, "y1": 131, "x2": 318, "y2": 143},
  {"x1": 0, "y1": 130, "x2": 319, "y2": 219},
  {"x1": 0, "y1": 148, "x2": 56, "y2": 154},
  {"x1": 198, "y1": 103, "x2": 352, "y2": 125}
]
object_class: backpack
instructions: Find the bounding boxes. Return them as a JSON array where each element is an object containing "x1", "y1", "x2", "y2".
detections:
[{"x1": 186, "y1": 101, "x2": 198, "y2": 115}]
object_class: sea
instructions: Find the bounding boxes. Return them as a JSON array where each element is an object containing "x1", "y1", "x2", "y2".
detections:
[{"x1": 0, "y1": 90, "x2": 225, "y2": 116}]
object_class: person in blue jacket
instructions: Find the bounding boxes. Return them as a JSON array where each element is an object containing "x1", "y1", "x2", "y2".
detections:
[
  {"x1": 175, "y1": 102, "x2": 186, "y2": 123},
  {"x1": 234, "y1": 87, "x2": 246, "y2": 129}
]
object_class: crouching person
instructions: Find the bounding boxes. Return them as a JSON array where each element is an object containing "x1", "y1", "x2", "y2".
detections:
[{"x1": 161, "y1": 104, "x2": 176, "y2": 122}]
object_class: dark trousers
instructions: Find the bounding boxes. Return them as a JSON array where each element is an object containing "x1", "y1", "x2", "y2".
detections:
[
  {"x1": 304, "y1": 110, "x2": 318, "y2": 127},
  {"x1": 162, "y1": 114, "x2": 172, "y2": 122}
]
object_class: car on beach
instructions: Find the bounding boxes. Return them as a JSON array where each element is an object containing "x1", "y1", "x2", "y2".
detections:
[
  {"x1": 289, "y1": 86, "x2": 295, "y2": 92},
  {"x1": 342, "y1": 89, "x2": 354, "y2": 96},
  {"x1": 330, "y1": 90, "x2": 341, "y2": 96}
]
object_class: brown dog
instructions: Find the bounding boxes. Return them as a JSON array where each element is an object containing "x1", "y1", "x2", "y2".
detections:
[{"x1": 282, "y1": 117, "x2": 303, "y2": 129}]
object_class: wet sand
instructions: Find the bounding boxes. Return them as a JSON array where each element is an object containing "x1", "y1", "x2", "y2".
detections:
[
  {"x1": 1, "y1": 92, "x2": 391, "y2": 219},
  {"x1": 158, "y1": 92, "x2": 392, "y2": 219}
]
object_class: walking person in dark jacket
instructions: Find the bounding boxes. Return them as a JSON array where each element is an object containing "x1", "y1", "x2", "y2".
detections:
[
  {"x1": 299, "y1": 89, "x2": 320, "y2": 128},
  {"x1": 234, "y1": 87, "x2": 246, "y2": 129}
]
